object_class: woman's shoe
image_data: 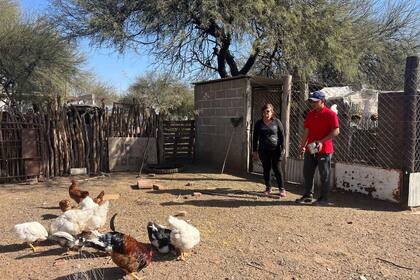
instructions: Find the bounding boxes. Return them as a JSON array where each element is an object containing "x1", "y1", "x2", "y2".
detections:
[{"x1": 279, "y1": 190, "x2": 287, "y2": 198}]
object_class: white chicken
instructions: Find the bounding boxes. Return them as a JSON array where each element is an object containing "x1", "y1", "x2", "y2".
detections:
[
  {"x1": 79, "y1": 196, "x2": 97, "y2": 210},
  {"x1": 14, "y1": 222, "x2": 48, "y2": 252},
  {"x1": 167, "y1": 216, "x2": 200, "y2": 261},
  {"x1": 50, "y1": 200, "x2": 110, "y2": 235},
  {"x1": 85, "y1": 200, "x2": 110, "y2": 231}
]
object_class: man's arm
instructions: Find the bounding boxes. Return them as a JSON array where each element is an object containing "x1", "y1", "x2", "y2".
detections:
[
  {"x1": 319, "y1": 127, "x2": 340, "y2": 144},
  {"x1": 299, "y1": 128, "x2": 309, "y2": 155}
]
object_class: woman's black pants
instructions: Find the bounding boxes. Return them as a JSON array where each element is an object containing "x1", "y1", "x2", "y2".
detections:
[{"x1": 258, "y1": 149, "x2": 285, "y2": 191}]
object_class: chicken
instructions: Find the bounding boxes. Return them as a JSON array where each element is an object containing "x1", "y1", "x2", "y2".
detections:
[
  {"x1": 69, "y1": 179, "x2": 89, "y2": 204},
  {"x1": 147, "y1": 222, "x2": 173, "y2": 254},
  {"x1": 48, "y1": 231, "x2": 85, "y2": 253},
  {"x1": 85, "y1": 200, "x2": 110, "y2": 231},
  {"x1": 14, "y1": 222, "x2": 48, "y2": 252},
  {"x1": 50, "y1": 200, "x2": 110, "y2": 235},
  {"x1": 59, "y1": 199, "x2": 74, "y2": 212},
  {"x1": 93, "y1": 190, "x2": 105, "y2": 205},
  {"x1": 86, "y1": 214, "x2": 154, "y2": 280},
  {"x1": 79, "y1": 196, "x2": 97, "y2": 210},
  {"x1": 167, "y1": 216, "x2": 200, "y2": 261}
]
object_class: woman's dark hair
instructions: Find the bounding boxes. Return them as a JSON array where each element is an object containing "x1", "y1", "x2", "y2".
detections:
[{"x1": 261, "y1": 103, "x2": 274, "y2": 112}]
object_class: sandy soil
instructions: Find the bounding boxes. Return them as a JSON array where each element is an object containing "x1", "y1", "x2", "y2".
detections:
[{"x1": 0, "y1": 165, "x2": 419, "y2": 280}]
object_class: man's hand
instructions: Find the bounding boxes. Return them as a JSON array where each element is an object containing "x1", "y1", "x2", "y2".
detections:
[
  {"x1": 316, "y1": 141, "x2": 323, "y2": 152},
  {"x1": 299, "y1": 144, "x2": 306, "y2": 158},
  {"x1": 252, "y1": 152, "x2": 259, "y2": 161}
]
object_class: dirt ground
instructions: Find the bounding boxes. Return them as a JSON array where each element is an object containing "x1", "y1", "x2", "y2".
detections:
[{"x1": 0, "y1": 165, "x2": 419, "y2": 280}]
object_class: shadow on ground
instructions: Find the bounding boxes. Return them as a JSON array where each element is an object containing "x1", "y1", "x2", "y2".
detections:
[
  {"x1": 151, "y1": 170, "x2": 401, "y2": 212},
  {"x1": 54, "y1": 267, "x2": 125, "y2": 280}
]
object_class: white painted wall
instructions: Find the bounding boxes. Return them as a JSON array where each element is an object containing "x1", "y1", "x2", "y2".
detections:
[
  {"x1": 335, "y1": 162, "x2": 401, "y2": 203},
  {"x1": 108, "y1": 137, "x2": 157, "y2": 171},
  {"x1": 408, "y1": 172, "x2": 420, "y2": 207}
]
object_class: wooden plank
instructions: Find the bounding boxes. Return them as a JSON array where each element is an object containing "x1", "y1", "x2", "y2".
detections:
[{"x1": 103, "y1": 193, "x2": 120, "y2": 200}]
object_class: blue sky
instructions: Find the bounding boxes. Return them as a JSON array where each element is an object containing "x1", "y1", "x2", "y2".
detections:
[{"x1": 20, "y1": 0, "x2": 152, "y2": 94}]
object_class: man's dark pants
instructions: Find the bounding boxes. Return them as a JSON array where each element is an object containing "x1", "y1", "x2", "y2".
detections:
[{"x1": 303, "y1": 153, "x2": 332, "y2": 199}]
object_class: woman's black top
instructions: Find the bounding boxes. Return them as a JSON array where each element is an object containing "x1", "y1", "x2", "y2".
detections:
[{"x1": 253, "y1": 118, "x2": 285, "y2": 152}]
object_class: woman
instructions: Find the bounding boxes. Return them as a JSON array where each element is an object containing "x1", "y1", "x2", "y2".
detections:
[{"x1": 252, "y1": 103, "x2": 286, "y2": 197}]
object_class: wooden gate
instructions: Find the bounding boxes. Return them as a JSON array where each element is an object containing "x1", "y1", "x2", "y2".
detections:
[{"x1": 159, "y1": 120, "x2": 195, "y2": 162}]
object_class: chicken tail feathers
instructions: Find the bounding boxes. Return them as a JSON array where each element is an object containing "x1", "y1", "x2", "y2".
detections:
[{"x1": 110, "y1": 213, "x2": 117, "y2": 232}]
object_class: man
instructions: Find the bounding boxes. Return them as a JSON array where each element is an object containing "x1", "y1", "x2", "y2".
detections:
[{"x1": 295, "y1": 90, "x2": 339, "y2": 204}]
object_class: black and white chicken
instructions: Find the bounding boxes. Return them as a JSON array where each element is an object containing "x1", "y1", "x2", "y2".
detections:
[
  {"x1": 48, "y1": 231, "x2": 86, "y2": 253},
  {"x1": 147, "y1": 222, "x2": 173, "y2": 254}
]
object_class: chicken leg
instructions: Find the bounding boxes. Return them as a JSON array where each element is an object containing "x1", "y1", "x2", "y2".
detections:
[
  {"x1": 29, "y1": 243, "x2": 37, "y2": 252},
  {"x1": 177, "y1": 250, "x2": 189, "y2": 261},
  {"x1": 130, "y1": 272, "x2": 142, "y2": 280}
]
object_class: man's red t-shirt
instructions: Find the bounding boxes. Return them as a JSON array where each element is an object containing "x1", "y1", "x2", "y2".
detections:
[{"x1": 304, "y1": 106, "x2": 339, "y2": 154}]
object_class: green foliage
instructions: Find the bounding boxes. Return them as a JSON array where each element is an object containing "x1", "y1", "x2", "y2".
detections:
[
  {"x1": 51, "y1": 0, "x2": 419, "y2": 89},
  {"x1": 0, "y1": 0, "x2": 83, "y2": 105},
  {"x1": 122, "y1": 72, "x2": 194, "y2": 120},
  {"x1": 70, "y1": 74, "x2": 119, "y2": 106}
]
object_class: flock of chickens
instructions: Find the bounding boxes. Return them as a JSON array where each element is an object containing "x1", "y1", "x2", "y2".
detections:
[{"x1": 13, "y1": 180, "x2": 201, "y2": 279}]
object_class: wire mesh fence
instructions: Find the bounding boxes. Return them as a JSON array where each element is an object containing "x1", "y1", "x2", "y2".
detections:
[{"x1": 288, "y1": 73, "x2": 419, "y2": 172}]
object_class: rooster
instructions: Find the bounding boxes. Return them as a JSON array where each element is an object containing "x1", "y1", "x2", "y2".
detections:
[
  {"x1": 85, "y1": 214, "x2": 154, "y2": 280},
  {"x1": 93, "y1": 190, "x2": 105, "y2": 205},
  {"x1": 14, "y1": 222, "x2": 49, "y2": 252},
  {"x1": 168, "y1": 216, "x2": 200, "y2": 261},
  {"x1": 69, "y1": 180, "x2": 89, "y2": 204},
  {"x1": 147, "y1": 222, "x2": 173, "y2": 254}
]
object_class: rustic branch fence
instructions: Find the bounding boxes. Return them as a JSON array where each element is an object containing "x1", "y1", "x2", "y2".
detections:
[{"x1": 0, "y1": 101, "x2": 158, "y2": 183}]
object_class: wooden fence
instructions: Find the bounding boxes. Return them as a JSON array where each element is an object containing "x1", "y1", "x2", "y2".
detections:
[
  {"x1": 159, "y1": 120, "x2": 195, "y2": 162},
  {"x1": 0, "y1": 102, "x2": 158, "y2": 183}
]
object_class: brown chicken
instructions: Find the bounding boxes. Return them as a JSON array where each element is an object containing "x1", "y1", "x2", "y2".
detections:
[
  {"x1": 59, "y1": 199, "x2": 74, "y2": 212},
  {"x1": 96, "y1": 214, "x2": 154, "y2": 280},
  {"x1": 69, "y1": 180, "x2": 89, "y2": 204},
  {"x1": 93, "y1": 190, "x2": 105, "y2": 205}
]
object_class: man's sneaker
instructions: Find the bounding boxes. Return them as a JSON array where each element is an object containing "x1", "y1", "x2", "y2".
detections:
[
  {"x1": 295, "y1": 194, "x2": 313, "y2": 204},
  {"x1": 314, "y1": 197, "x2": 332, "y2": 205},
  {"x1": 279, "y1": 190, "x2": 287, "y2": 198}
]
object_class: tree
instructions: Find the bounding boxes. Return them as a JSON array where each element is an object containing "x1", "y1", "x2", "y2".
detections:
[
  {"x1": 51, "y1": 0, "x2": 419, "y2": 88},
  {"x1": 0, "y1": 0, "x2": 83, "y2": 105},
  {"x1": 122, "y1": 72, "x2": 194, "y2": 119},
  {"x1": 70, "y1": 74, "x2": 119, "y2": 106}
]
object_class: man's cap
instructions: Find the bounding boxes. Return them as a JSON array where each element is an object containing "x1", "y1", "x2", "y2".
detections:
[{"x1": 308, "y1": 90, "x2": 326, "y2": 101}]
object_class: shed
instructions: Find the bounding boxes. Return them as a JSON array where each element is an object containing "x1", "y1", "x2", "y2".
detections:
[{"x1": 194, "y1": 76, "x2": 288, "y2": 173}]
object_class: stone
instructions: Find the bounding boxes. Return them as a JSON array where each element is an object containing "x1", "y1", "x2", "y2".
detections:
[
  {"x1": 153, "y1": 184, "x2": 162, "y2": 190},
  {"x1": 192, "y1": 192, "x2": 202, "y2": 196},
  {"x1": 174, "y1": 210, "x2": 187, "y2": 217}
]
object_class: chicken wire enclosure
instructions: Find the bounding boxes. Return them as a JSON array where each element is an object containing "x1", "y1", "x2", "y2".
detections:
[
  {"x1": 414, "y1": 94, "x2": 420, "y2": 172},
  {"x1": 287, "y1": 87, "x2": 416, "y2": 170}
]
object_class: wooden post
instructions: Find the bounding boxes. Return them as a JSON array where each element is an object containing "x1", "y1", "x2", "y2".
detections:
[
  {"x1": 281, "y1": 75, "x2": 292, "y2": 158},
  {"x1": 402, "y1": 55, "x2": 419, "y2": 207},
  {"x1": 158, "y1": 117, "x2": 164, "y2": 163}
]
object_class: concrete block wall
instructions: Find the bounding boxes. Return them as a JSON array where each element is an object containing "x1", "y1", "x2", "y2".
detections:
[{"x1": 194, "y1": 77, "x2": 249, "y2": 172}]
